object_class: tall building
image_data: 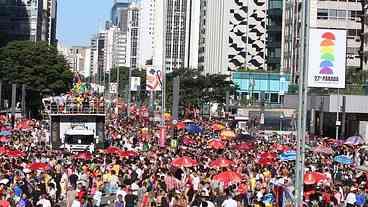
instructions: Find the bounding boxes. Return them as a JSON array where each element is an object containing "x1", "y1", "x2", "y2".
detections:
[
  {"x1": 153, "y1": 0, "x2": 200, "y2": 72},
  {"x1": 126, "y1": 3, "x2": 140, "y2": 69},
  {"x1": 282, "y1": 0, "x2": 364, "y2": 83},
  {"x1": 138, "y1": 0, "x2": 155, "y2": 67},
  {"x1": 198, "y1": 0, "x2": 268, "y2": 74},
  {"x1": 58, "y1": 45, "x2": 91, "y2": 77},
  {"x1": 266, "y1": 0, "x2": 283, "y2": 72},
  {"x1": 111, "y1": 1, "x2": 130, "y2": 33},
  {"x1": 0, "y1": 0, "x2": 57, "y2": 46}
]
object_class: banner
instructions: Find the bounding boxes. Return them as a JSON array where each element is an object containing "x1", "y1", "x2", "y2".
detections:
[
  {"x1": 146, "y1": 66, "x2": 162, "y2": 91},
  {"x1": 307, "y1": 29, "x2": 346, "y2": 88},
  {"x1": 109, "y1": 83, "x2": 118, "y2": 94},
  {"x1": 159, "y1": 127, "x2": 166, "y2": 147},
  {"x1": 130, "y1": 77, "x2": 141, "y2": 91}
]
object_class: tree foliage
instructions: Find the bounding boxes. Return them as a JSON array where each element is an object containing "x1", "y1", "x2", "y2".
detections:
[
  {"x1": 0, "y1": 41, "x2": 73, "y2": 94},
  {"x1": 0, "y1": 41, "x2": 73, "y2": 116},
  {"x1": 166, "y1": 68, "x2": 237, "y2": 109}
]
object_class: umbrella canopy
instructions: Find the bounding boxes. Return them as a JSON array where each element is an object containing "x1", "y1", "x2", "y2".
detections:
[
  {"x1": 213, "y1": 170, "x2": 243, "y2": 186},
  {"x1": 257, "y1": 157, "x2": 273, "y2": 166},
  {"x1": 304, "y1": 172, "x2": 329, "y2": 185},
  {"x1": 5, "y1": 150, "x2": 25, "y2": 158},
  {"x1": 221, "y1": 129, "x2": 236, "y2": 140},
  {"x1": 234, "y1": 143, "x2": 253, "y2": 151},
  {"x1": 171, "y1": 156, "x2": 198, "y2": 168},
  {"x1": 345, "y1": 136, "x2": 365, "y2": 145},
  {"x1": 176, "y1": 122, "x2": 186, "y2": 130},
  {"x1": 0, "y1": 146, "x2": 7, "y2": 154},
  {"x1": 312, "y1": 146, "x2": 334, "y2": 155},
  {"x1": 75, "y1": 152, "x2": 93, "y2": 160},
  {"x1": 119, "y1": 150, "x2": 139, "y2": 158},
  {"x1": 209, "y1": 158, "x2": 235, "y2": 168},
  {"x1": 279, "y1": 151, "x2": 297, "y2": 161},
  {"x1": 27, "y1": 162, "x2": 49, "y2": 171},
  {"x1": 105, "y1": 146, "x2": 122, "y2": 154},
  {"x1": 182, "y1": 137, "x2": 197, "y2": 145},
  {"x1": 259, "y1": 152, "x2": 277, "y2": 160},
  {"x1": 0, "y1": 178, "x2": 9, "y2": 185},
  {"x1": 0, "y1": 136, "x2": 9, "y2": 143},
  {"x1": 209, "y1": 139, "x2": 225, "y2": 150},
  {"x1": 211, "y1": 123, "x2": 225, "y2": 131},
  {"x1": 334, "y1": 155, "x2": 353, "y2": 165},
  {"x1": 0, "y1": 131, "x2": 11, "y2": 136},
  {"x1": 186, "y1": 124, "x2": 203, "y2": 134}
]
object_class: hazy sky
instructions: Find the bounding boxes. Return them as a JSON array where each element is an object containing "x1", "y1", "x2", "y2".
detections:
[{"x1": 56, "y1": 0, "x2": 112, "y2": 47}]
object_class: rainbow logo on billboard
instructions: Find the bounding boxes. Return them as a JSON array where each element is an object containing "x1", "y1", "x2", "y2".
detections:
[{"x1": 319, "y1": 32, "x2": 336, "y2": 75}]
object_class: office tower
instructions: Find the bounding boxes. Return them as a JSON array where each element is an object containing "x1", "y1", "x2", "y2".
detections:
[
  {"x1": 126, "y1": 3, "x2": 140, "y2": 69},
  {"x1": 0, "y1": 0, "x2": 57, "y2": 46},
  {"x1": 138, "y1": 0, "x2": 155, "y2": 67},
  {"x1": 58, "y1": 45, "x2": 91, "y2": 77},
  {"x1": 198, "y1": 0, "x2": 268, "y2": 74},
  {"x1": 282, "y1": 0, "x2": 364, "y2": 83},
  {"x1": 153, "y1": 0, "x2": 200, "y2": 72}
]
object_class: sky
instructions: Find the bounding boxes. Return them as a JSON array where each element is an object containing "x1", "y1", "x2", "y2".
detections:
[{"x1": 57, "y1": 0, "x2": 112, "y2": 47}]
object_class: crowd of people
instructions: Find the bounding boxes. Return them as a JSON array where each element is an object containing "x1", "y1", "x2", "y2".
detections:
[{"x1": 0, "y1": 112, "x2": 368, "y2": 207}]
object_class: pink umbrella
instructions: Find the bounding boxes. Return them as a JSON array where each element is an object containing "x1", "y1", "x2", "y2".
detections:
[
  {"x1": 209, "y1": 139, "x2": 225, "y2": 150},
  {"x1": 234, "y1": 143, "x2": 253, "y2": 151},
  {"x1": 209, "y1": 158, "x2": 235, "y2": 168},
  {"x1": 312, "y1": 146, "x2": 334, "y2": 155},
  {"x1": 5, "y1": 150, "x2": 25, "y2": 158},
  {"x1": 0, "y1": 136, "x2": 9, "y2": 143},
  {"x1": 171, "y1": 156, "x2": 198, "y2": 168},
  {"x1": 213, "y1": 171, "x2": 243, "y2": 186}
]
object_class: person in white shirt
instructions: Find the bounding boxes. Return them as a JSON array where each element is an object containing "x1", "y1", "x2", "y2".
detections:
[
  {"x1": 71, "y1": 198, "x2": 81, "y2": 207},
  {"x1": 345, "y1": 187, "x2": 357, "y2": 207},
  {"x1": 36, "y1": 194, "x2": 52, "y2": 207},
  {"x1": 221, "y1": 195, "x2": 238, "y2": 207}
]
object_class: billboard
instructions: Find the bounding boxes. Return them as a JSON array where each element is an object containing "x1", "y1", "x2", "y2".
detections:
[
  {"x1": 146, "y1": 66, "x2": 162, "y2": 91},
  {"x1": 130, "y1": 77, "x2": 141, "y2": 91},
  {"x1": 307, "y1": 29, "x2": 346, "y2": 88}
]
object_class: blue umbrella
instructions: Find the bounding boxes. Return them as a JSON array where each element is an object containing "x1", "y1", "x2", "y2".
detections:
[
  {"x1": 279, "y1": 151, "x2": 296, "y2": 161},
  {"x1": 186, "y1": 124, "x2": 203, "y2": 134},
  {"x1": 0, "y1": 131, "x2": 12, "y2": 136},
  {"x1": 334, "y1": 155, "x2": 353, "y2": 165}
]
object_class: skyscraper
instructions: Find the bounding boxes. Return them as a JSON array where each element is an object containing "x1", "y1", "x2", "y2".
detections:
[
  {"x1": 0, "y1": 0, "x2": 57, "y2": 46},
  {"x1": 138, "y1": 0, "x2": 155, "y2": 67},
  {"x1": 198, "y1": 0, "x2": 268, "y2": 74},
  {"x1": 153, "y1": 0, "x2": 200, "y2": 72}
]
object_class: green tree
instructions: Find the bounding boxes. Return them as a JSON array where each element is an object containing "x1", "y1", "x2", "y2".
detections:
[
  {"x1": 0, "y1": 41, "x2": 73, "y2": 116},
  {"x1": 166, "y1": 68, "x2": 237, "y2": 110}
]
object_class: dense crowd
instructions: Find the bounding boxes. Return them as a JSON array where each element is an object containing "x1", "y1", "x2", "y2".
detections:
[{"x1": 0, "y1": 114, "x2": 368, "y2": 207}]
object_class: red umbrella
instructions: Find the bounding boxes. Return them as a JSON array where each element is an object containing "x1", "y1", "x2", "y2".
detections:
[
  {"x1": 257, "y1": 157, "x2": 273, "y2": 166},
  {"x1": 209, "y1": 139, "x2": 225, "y2": 150},
  {"x1": 28, "y1": 162, "x2": 49, "y2": 171},
  {"x1": 119, "y1": 150, "x2": 139, "y2": 158},
  {"x1": 0, "y1": 136, "x2": 9, "y2": 143},
  {"x1": 209, "y1": 158, "x2": 235, "y2": 168},
  {"x1": 182, "y1": 137, "x2": 197, "y2": 145},
  {"x1": 213, "y1": 170, "x2": 243, "y2": 186},
  {"x1": 258, "y1": 152, "x2": 276, "y2": 160},
  {"x1": 304, "y1": 172, "x2": 329, "y2": 185},
  {"x1": 0, "y1": 146, "x2": 7, "y2": 154},
  {"x1": 105, "y1": 146, "x2": 122, "y2": 154},
  {"x1": 171, "y1": 156, "x2": 198, "y2": 168},
  {"x1": 234, "y1": 143, "x2": 253, "y2": 151},
  {"x1": 75, "y1": 152, "x2": 93, "y2": 160},
  {"x1": 176, "y1": 122, "x2": 186, "y2": 130},
  {"x1": 312, "y1": 146, "x2": 334, "y2": 155},
  {"x1": 5, "y1": 150, "x2": 25, "y2": 158}
]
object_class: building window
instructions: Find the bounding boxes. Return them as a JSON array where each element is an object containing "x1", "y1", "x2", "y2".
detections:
[{"x1": 317, "y1": 9, "x2": 328, "y2": 19}]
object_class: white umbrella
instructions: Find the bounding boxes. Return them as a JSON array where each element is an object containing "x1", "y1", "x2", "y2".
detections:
[{"x1": 0, "y1": 179, "x2": 9, "y2": 185}]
